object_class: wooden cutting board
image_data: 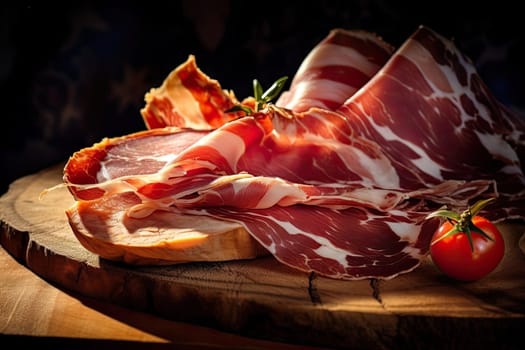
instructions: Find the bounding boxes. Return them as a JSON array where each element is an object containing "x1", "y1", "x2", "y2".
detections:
[{"x1": 1, "y1": 163, "x2": 524, "y2": 349}]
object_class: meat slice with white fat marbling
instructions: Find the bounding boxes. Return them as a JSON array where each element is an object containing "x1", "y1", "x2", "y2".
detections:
[
  {"x1": 276, "y1": 28, "x2": 394, "y2": 112},
  {"x1": 62, "y1": 26, "x2": 525, "y2": 280},
  {"x1": 337, "y1": 25, "x2": 525, "y2": 221}
]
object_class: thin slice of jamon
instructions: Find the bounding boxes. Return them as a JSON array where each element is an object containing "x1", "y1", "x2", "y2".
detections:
[
  {"x1": 276, "y1": 28, "x2": 394, "y2": 112},
  {"x1": 67, "y1": 107, "x2": 493, "y2": 215},
  {"x1": 63, "y1": 26, "x2": 524, "y2": 280},
  {"x1": 63, "y1": 128, "x2": 268, "y2": 264},
  {"x1": 63, "y1": 127, "x2": 209, "y2": 201},
  {"x1": 337, "y1": 25, "x2": 525, "y2": 222},
  {"x1": 66, "y1": 191, "x2": 268, "y2": 265},
  {"x1": 140, "y1": 55, "x2": 254, "y2": 130},
  {"x1": 192, "y1": 204, "x2": 439, "y2": 280}
]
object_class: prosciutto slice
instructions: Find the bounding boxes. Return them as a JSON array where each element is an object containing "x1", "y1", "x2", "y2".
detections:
[
  {"x1": 63, "y1": 25, "x2": 525, "y2": 280},
  {"x1": 140, "y1": 55, "x2": 254, "y2": 130},
  {"x1": 336, "y1": 26, "x2": 525, "y2": 222},
  {"x1": 276, "y1": 28, "x2": 394, "y2": 112}
]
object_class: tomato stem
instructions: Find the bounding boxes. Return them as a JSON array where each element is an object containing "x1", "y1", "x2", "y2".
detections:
[{"x1": 427, "y1": 197, "x2": 497, "y2": 253}]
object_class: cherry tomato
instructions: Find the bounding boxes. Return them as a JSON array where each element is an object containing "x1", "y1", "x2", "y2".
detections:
[
  {"x1": 426, "y1": 198, "x2": 505, "y2": 282},
  {"x1": 430, "y1": 216, "x2": 505, "y2": 281}
]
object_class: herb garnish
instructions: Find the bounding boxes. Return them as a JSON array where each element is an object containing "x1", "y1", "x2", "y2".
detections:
[{"x1": 226, "y1": 76, "x2": 288, "y2": 115}]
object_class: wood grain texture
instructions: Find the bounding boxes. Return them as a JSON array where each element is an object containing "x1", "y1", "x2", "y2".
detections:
[
  {"x1": 1, "y1": 164, "x2": 525, "y2": 349},
  {"x1": 0, "y1": 245, "x2": 329, "y2": 349}
]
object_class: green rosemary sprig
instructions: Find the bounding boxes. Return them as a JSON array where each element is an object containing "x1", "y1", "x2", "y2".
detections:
[{"x1": 226, "y1": 76, "x2": 288, "y2": 115}]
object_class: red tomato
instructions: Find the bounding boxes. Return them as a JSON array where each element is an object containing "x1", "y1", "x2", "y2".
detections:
[{"x1": 430, "y1": 215, "x2": 505, "y2": 281}]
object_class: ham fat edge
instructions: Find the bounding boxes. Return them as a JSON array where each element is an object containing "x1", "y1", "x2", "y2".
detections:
[{"x1": 57, "y1": 26, "x2": 525, "y2": 280}]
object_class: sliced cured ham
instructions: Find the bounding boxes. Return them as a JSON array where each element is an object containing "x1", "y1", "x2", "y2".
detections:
[
  {"x1": 63, "y1": 128, "x2": 268, "y2": 264},
  {"x1": 195, "y1": 205, "x2": 438, "y2": 279},
  {"x1": 140, "y1": 55, "x2": 254, "y2": 130},
  {"x1": 62, "y1": 25, "x2": 525, "y2": 280},
  {"x1": 64, "y1": 127, "x2": 209, "y2": 201},
  {"x1": 336, "y1": 26, "x2": 525, "y2": 222},
  {"x1": 276, "y1": 28, "x2": 394, "y2": 112},
  {"x1": 66, "y1": 191, "x2": 268, "y2": 265}
]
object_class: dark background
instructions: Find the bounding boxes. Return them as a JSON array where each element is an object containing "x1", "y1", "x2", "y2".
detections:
[{"x1": 1, "y1": 0, "x2": 523, "y2": 195}]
